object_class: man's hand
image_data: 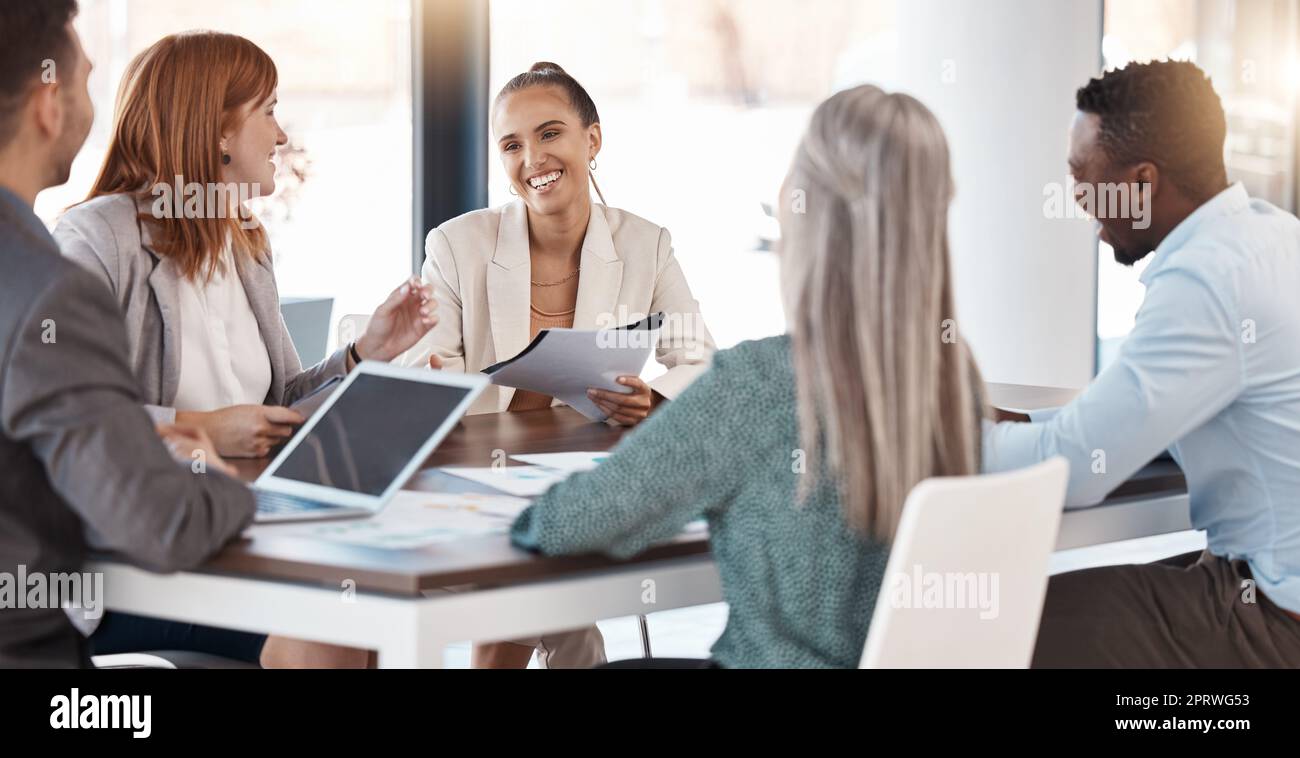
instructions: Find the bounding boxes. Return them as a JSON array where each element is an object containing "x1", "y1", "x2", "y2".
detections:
[{"x1": 156, "y1": 423, "x2": 236, "y2": 476}]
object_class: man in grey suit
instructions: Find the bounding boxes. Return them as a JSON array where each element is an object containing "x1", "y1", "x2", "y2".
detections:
[{"x1": 0, "y1": 1, "x2": 254, "y2": 667}]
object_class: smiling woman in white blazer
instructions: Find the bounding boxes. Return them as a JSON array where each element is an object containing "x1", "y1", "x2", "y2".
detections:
[
  {"x1": 406, "y1": 62, "x2": 715, "y2": 669},
  {"x1": 406, "y1": 63, "x2": 714, "y2": 423},
  {"x1": 415, "y1": 199, "x2": 712, "y2": 414}
]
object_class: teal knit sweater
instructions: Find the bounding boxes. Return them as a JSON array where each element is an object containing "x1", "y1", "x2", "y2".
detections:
[{"x1": 510, "y1": 335, "x2": 891, "y2": 668}]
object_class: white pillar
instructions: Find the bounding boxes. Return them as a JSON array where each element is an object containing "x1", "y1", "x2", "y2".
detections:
[{"x1": 893, "y1": 0, "x2": 1103, "y2": 388}]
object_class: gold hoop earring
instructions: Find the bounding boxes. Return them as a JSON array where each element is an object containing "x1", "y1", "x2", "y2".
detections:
[{"x1": 588, "y1": 158, "x2": 598, "y2": 171}]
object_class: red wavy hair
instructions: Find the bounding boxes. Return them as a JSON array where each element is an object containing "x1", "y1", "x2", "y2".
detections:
[{"x1": 84, "y1": 31, "x2": 277, "y2": 280}]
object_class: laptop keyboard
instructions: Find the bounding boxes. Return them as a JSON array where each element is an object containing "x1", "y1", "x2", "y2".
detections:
[{"x1": 255, "y1": 490, "x2": 335, "y2": 515}]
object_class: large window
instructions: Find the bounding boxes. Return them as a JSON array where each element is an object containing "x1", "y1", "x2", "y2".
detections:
[
  {"x1": 1098, "y1": 0, "x2": 1299, "y2": 368},
  {"x1": 488, "y1": 0, "x2": 898, "y2": 352},
  {"x1": 36, "y1": 0, "x2": 414, "y2": 333}
]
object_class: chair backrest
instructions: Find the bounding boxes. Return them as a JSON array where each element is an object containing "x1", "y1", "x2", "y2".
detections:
[
  {"x1": 860, "y1": 457, "x2": 1068, "y2": 668},
  {"x1": 279, "y1": 296, "x2": 334, "y2": 366},
  {"x1": 337, "y1": 313, "x2": 369, "y2": 350},
  {"x1": 92, "y1": 653, "x2": 177, "y2": 669}
]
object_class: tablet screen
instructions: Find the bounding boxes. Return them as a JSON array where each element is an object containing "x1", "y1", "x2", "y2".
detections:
[{"x1": 269, "y1": 373, "x2": 472, "y2": 495}]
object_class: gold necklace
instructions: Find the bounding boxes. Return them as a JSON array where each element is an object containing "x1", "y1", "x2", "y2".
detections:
[{"x1": 530, "y1": 268, "x2": 580, "y2": 287}]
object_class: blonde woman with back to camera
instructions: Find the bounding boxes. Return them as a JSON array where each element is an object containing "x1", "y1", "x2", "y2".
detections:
[{"x1": 506, "y1": 84, "x2": 985, "y2": 668}]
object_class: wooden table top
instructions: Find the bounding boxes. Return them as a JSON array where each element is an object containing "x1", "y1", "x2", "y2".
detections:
[
  {"x1": 115, "y1": 403, "x2": 1188, "y2": 598},
  {"x1": 205, "y1": 407, "x2": 709, "y2": 596}
]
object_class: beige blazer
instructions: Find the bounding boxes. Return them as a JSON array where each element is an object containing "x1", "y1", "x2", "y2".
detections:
[
  {"x1": 405, "y1": 201, "x2": 715, "y2": 414},
  {"x1": 53, "y1": 193, "x2": 349, "y2": 423}
]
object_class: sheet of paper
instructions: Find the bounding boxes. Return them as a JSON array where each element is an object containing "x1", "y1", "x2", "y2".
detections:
[
  {"x1": 483, "y1": 314, "x2": 662, "y2": 421},
  {"x1": 439, "y1": 465, "x2": 569, "y2": 497},
  {"x1": 509, "y1": 451, "x2": 610, "y2": 473},
  {"x1": 244, "y1": 490, "x2": 529, "y2": 549}
]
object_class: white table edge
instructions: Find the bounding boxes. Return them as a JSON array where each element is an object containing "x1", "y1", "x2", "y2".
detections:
[{"x1": 89, "y1": 490, "x2": 1191, "y2": 667}]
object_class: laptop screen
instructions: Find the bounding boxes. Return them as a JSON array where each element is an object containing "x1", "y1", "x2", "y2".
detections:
[{"x1": 269, "y1": 373, "x2": 473, "y2": 495}]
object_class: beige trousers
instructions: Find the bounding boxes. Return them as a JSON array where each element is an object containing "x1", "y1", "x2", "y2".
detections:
[{"x1": 511, "y1": 625, "x2": 607, "y2": 668}]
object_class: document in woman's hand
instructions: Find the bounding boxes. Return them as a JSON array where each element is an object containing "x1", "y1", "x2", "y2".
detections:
[{"x1": 482, "y1": 313, "x2": 663, "y2": 420}]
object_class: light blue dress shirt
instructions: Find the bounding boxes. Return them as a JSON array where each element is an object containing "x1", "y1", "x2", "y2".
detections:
[{"x1": 983, "y1": 182, "x2": 1300, "y2": 614}]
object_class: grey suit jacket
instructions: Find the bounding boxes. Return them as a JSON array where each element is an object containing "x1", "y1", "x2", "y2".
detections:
[
  {"x1": 53, "y1": 193, "x2": 347, "y2": 422},
  {"x1": 0, "y1": 186, "x2": 254, "y2": 668}
]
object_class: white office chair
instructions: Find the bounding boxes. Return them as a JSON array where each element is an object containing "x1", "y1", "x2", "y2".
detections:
[
  {"x1": 92, "y1": 652, "x2": 258, "y2": 669},
  {"x1": 338, "y1": 313, "x2": 370, "y2": 356},
  {"x1": 859, "y1": 457, "x2": 1068, "y2": 668}
]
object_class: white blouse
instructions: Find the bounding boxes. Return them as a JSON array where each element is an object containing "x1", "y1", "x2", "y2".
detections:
[{"x1": 172, "y1": 246, "x2": 272, "y2": 412}]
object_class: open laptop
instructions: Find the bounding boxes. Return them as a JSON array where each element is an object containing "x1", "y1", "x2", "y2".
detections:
[{"x1": 252, "y1": 362, "x2": 487, "y2": 523}]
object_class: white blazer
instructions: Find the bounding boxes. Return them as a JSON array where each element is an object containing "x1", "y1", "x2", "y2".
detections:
[{"x1": 406, "y1": 200, "x2": 715, "y2": 414}]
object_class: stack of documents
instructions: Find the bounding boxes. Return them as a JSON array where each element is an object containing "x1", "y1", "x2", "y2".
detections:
[
  {"x1": 438, "y1": 465, "x2": 568, "y2": 497},
  {"x1": 509, "y1": 451, "x2": 609, "y2": 472},
  {"x1": 246, "y1": 490, "x2": 529, "y2": 549},
  {"x1": 439, "y1": 451, "x2": 612, "y2": 497}
]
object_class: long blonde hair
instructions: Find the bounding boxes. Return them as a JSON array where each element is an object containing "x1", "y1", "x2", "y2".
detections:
[{"x1": 780, "y1": 84, "x2": 982, "y2": 542}]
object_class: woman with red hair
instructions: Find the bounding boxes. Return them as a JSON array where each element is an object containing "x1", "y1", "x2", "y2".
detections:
[{"x1": 54, "y1": 31, "x2": 434, "y2": 668}]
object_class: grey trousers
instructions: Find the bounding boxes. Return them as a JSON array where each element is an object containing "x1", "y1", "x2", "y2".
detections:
[{"x1": 1032, "y1": 549, "x2": 1300, "y2": 668}]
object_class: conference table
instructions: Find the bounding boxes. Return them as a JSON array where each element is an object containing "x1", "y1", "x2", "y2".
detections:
[{"x1": 90, "y1": 383, "x2": 1191, "y2": 667}]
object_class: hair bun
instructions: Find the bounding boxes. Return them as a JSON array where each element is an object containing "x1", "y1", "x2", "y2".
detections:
[{"x1": 529, "y1": 61, "x2": 565, "y2": 75}]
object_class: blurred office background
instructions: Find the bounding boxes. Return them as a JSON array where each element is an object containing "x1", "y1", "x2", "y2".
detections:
[{"x1": 36, "y1": 0, "x2": 1300, "y2": 389}]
